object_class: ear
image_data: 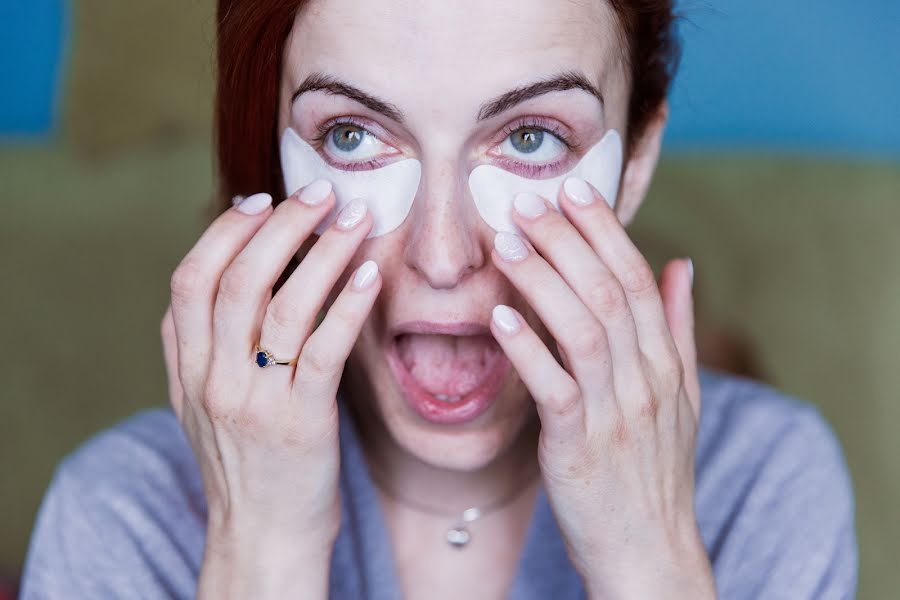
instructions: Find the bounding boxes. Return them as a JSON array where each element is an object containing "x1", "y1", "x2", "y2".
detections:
[{"x1": 614, "y1": 100, "x2": 668, "y2": 226}]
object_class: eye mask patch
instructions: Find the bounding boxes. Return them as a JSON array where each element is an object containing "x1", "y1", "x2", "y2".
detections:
[
  {"x1": 467, "y1": 129, "x2": 623, "y2": 233},
  {"x1": 280, "y1": 128, "x2": 422, "y2": 238},
  {"x1": 280, "y1": 127, "x2": 622, "y2": 239}
]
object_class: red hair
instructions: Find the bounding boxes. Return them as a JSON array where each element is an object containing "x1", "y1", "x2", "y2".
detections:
[{"x1": 215, "y1": 0, "x2": 679, "y2": 213}]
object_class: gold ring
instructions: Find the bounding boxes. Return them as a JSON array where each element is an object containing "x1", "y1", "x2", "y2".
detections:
[{"x1": 254, "y1": 344, "x2": 299, "y2": 368}]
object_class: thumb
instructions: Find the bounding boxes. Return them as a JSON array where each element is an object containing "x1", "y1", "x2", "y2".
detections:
[
  {"x1": 160, "y1": 304, "x2": 185, "y2": 422},
  {"x1": 658, "y1": 258, "x2": 700, "y2": 420}
]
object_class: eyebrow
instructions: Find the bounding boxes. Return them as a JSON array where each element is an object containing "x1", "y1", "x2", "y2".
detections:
[
  {"x1": 292, "y1": 72, "x2": 404, "y2": 122},
  {"x1": 291, "y1": 69, "x2": 603, "y2": 124},
  {"x1": 477, "y1": 71, "x2": 604, "y2": 121}
]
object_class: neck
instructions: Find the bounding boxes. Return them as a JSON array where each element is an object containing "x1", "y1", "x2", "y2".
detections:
[{"x1": 343, "y1": 379, "x2": 541, "y2": 517}]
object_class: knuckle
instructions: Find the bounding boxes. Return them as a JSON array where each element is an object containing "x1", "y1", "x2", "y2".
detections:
[
  {"x1": 658, "y1": 359, "x2": 685, "y2": 393},
  {"x1": 201, "y1": 374, "x2": 239, "y2": 420},
  {"x1": 567, "y1": 326, "x2": 608, "y2": 362},
  {"x1": 620, "y1": 260, "x2": 656, "y2": 295},
  {"x1": 545, "y1": 383, "x2": 581, "y2": 418},
  {"x1": 588, "y1": 279, "x2": 628, "y2": 316},
  {"x1": 298, "y1": 345, "x2": 338, "y2": 379},
  {"x1": 200, "y1": 385, "x2": 227, "y2": 419},
  {"x1": 170, "y1": 259, "x2": 207, "y2": 303},
  {"x1": 610, "y1": 414, "x2": 630, "y2": 447},
  {"x1": 218, "y1": 262, "x2": 254, "y2": 304},
  {"x1": 637, "y1": 391, "x2": 659, "y2": 421},
  {"x1": 325, "y1": 306, "x2": 357, "y2": 337},
  {"x1": 263, "y1": 299, "x2": 301, "y2": 334}
]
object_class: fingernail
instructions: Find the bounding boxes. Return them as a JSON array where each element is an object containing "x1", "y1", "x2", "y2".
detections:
[
  {"x1": 336, "y1": 199, "x2": 367, "y2": 230},
  {"x1": 352, "y1": 260, "x2": 379, "y2": 290},
  {"x1": 513, "y1": 192, "x2": 547, "y2": 219},
  {"x1": 299, "y1": 179, "x2": 332, "y2": 206},
  {"x1": 687, "y1": 258, "x2": 694, "y2": 287},
  {"x1": 563, "y1": 177, "x2": 594, "y2": 206},
  {"x1": 236, "y1": 192, "x2": 272, "y2": 215},
  {"x1": 494, "y1": 232, "x2": 529, "y2": 262},
  {"x1": 492, "y1": 305, "x2": 521, "y2": 334}
]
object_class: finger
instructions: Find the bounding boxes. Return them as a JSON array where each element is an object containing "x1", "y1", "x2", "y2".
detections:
[
  {"x1": 559, "y1": 177, "x2": 680, "y2": 374},
  {"x1": 292, "y1": 260, "x2": 381, "y2": 423},
  {"x1": 169, "y1": 192, "x2": 274, "y2": 396},
  {"x1": 491, "y1": 231, "x2": 615, "y2": 403},
  {"x1": 490, "y1": 304, "x2": 585, "y2": 442},
  {"x1": 211, "y1": 182, "x2": 336, "y2": 370},
  {"x1": 258, "y1": 198, "x2": 373, "y2": 372},
  {"x1": 160, "y1": 304, "x2": 184, "y2": 422},
  {"x1": 511, "y1": 192, "x2": 646, "y2": 404},
  {"x1": 659, "y1": 258, "x2": 701, "y2": 421}
]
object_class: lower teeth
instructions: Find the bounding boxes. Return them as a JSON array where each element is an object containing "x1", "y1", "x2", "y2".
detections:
[{"x1": 434, "y1": 393, "x2": 462, "y2": 403}]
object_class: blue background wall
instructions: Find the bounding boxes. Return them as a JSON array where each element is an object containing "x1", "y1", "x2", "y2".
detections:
[
  {"x1": 666, "y1": 0, "x2": 900, "y2": 157},
  {"x1": 0, "y1": 1, "x2": 68, "y2": 137}
]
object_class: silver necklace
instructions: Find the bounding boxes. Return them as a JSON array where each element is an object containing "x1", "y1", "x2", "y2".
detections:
[{"x1": 367, "y1": 464, "x2": 540, "y2": 549}]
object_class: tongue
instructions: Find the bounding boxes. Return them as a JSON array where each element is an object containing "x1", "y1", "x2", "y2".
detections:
[{"x1": 395, "y1": 333, "x2": 503, "y2": 397}]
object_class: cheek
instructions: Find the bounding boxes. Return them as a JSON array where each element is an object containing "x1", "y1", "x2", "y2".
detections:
[
  {"x1": 280, "y1": 128, "x2": 422, "y2": 238},
  {"x1": 468, "y1": 129, "x2": 623, "y2": 233}
]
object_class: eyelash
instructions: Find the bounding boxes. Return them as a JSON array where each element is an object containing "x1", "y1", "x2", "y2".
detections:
[
  {"x1": 310, "y1": 115, "x2": 577, "y2": 177},
  {"x1": 310, "y1": 116, "x2": 390, "y2": 171},
  {"x1": 492, "y1": 116, "x2": 576, "y2": 178}
]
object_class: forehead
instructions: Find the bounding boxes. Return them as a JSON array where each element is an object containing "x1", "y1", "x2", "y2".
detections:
[{"x1": 285, "y1": 0, "x2": 626, "y2": 125}]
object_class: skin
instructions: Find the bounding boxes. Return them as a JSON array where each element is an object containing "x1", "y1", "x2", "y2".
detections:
[{"x1": 161, "y1": 0, "x2": 716, "y2": 597}]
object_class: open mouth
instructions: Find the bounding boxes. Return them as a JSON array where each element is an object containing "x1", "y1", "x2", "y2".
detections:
[{"x1": 386, "y1": 329, "x2": 511, "y2": 425}]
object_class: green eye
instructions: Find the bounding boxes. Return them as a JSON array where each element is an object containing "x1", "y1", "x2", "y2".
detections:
[
  {"x1": 509, "y1": 128, "x2": 544, "y2": 154},
  {"x1": 332, "y1": 124, "x2": 365, "y2": 152}
]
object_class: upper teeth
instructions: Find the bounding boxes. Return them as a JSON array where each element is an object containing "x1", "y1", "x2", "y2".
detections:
[{"x1": 435, "y1": 393, "x2": 462, "y2": 403}]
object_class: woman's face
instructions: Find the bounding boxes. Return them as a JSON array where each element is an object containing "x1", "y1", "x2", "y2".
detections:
[{"x1": 278, "y1": 0, "x2": 657, "y2": 470}]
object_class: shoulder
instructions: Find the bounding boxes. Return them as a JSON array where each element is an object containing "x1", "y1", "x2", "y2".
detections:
[
  {"x1": 47, "y1": 406, "x2": 206, "y2": 522},
  {"x1": 20, "y1": 408, "x2": 204, "y2": 600},
  {"x1": 696, "y1": 366, "x2": 852, "y2": 490},
  {"x1": 695, "y1": 367, "x2": 858, "y2": 599},
  {"x1": 58, "y1": 407, "x2": 201, "y2": 499}
]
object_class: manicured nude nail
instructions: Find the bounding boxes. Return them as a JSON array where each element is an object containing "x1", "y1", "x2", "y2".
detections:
[
  {"x1": 563, "y1": 177, "x2": 594, "y2": 206},
  {"x1": 352, "y1": 260, "x2": 379, "y2": 290},
  {"x1": 337, "y1": 199, "x2": 368, "y2": 230},
  {"x1": 513, "y1": 192, "x2": 547, "y2": 219},
  {"x1": 492, "y1": 305, "x2": 520, "y2": 334},
  {"x1": 688, "y1": 257, "x2": 695, "y2": 287},
  {"x1": 494, "y1": 232, "x2": 528, "y2": 262},
  {"x1": 236, "y1": 192, "x2": 272, "y2": 215},
  {"x1": 299, "y1": 179, "x2": 332, "y2": 206}
]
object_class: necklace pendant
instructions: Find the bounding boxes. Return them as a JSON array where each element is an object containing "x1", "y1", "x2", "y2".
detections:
[{"x1": 446, "y1": 525, "x2": 471, "y2": 548}]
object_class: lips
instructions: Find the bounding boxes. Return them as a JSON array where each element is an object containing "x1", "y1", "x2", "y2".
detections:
[{"x1": 386, "y1": 321, "x2": 510, "y2": 425}]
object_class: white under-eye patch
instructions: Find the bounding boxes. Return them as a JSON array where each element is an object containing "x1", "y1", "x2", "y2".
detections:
[
  {"x1": 467, "y1": 129, "x2": 623, "y2": 233},
  {"x1": 280, "y1": 128, "x2": 422, "y2": 238}
]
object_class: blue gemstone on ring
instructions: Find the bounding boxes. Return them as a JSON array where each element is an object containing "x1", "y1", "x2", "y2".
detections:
[{"x1": 256, "y1": 351, "x2": 270, "y2": 368}]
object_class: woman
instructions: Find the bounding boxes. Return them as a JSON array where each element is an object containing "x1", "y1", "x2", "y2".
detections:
[{"x1": 21, "y1": 0, "x2": 857, "y2": 598}]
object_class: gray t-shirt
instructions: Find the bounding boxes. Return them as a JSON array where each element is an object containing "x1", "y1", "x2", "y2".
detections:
[{"x1": 20, "y1": 367, "x2": 858, "y2": 599}]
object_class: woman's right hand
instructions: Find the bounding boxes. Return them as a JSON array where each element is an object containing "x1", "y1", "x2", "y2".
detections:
[{"x1": 159, "y1": 183, "x2": 380, "y2": 598}]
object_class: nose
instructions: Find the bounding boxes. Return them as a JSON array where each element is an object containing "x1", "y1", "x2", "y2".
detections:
[{"x1": 403, "y1": 165, "x2": 484, "y2": 290}]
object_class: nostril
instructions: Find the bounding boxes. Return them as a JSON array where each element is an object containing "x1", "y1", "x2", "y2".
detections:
[
  {"x1": 403, "y1": 198, "x2": 486, "y2": 289},
  {"x1": 420, "y1": 262, "x2": 473, "y2": 290}
]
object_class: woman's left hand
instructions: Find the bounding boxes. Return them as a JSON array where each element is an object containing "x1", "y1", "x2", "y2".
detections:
[{"x1": 489, "y1": 179, "x2": 716, "y2": 599}]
